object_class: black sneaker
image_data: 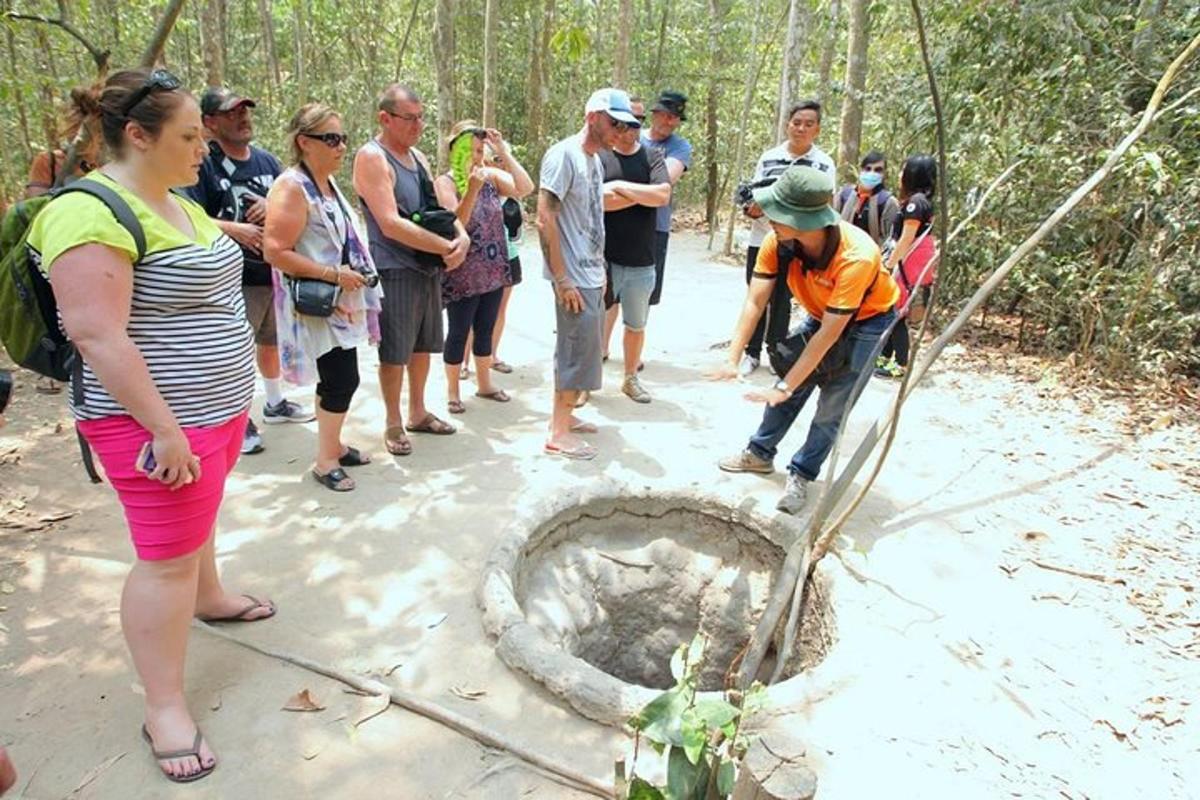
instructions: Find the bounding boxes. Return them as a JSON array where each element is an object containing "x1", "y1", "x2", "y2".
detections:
[{"x1": 241, "y1": 419, "x2": 265, "y2": 455}]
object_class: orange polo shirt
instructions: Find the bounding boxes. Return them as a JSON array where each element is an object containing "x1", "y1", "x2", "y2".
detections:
[{"x1": 754, "y1": 221, "x2": 898, "y2": 320}]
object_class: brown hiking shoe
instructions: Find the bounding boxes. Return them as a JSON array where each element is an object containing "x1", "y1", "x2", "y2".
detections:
[{"x1": 718, "y1": 449, "x2": 774, "y2": 474}]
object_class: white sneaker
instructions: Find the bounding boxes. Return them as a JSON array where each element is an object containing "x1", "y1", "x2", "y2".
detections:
[
  {"x1": 738, "y1": 354, "x2": 760, "y2": 377},
  {"x1": 776, "y1": 472, "x2": 811, "y2": 515}
]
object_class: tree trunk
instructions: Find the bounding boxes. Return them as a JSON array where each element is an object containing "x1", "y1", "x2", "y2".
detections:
[
  {"x1": 775, "y1": 0, "x2": 809, "y2": 142},
  {"x1": 724, "y1": 0, "x2": 765, "y2": 254},
  {"x1": 201, "y1": 0, "x2": 224, "y2": 86},
  {"x1": 836, "y1": 0, "x2": 869, "y2": 180},
  {"x1": 3, "y1": 0, "x2": 33, "y2": 162},
  {"x1": 393, "y1": 0, "x2": 420, "y2": 79},
  {"x1": 731, "y1": 734, "x2": 818, "y2": 799},
  {"x1": 526, "y1": 0, "x2": 554, "y2": 149},
  {"x1": 433, "y1": 0, "x2": 456, "y2": 169},
  {"x1": 614, "y1": 0, "x2": 633, "y2": 87},
  {"x1": 257, "y1": 0, "x2": 281, "y2": 89},
  {"x1": 816, "y1": 0, "x2": 841, "y2": 106},
  {"x1": 139, "y1": 0, "x2": 187, "y2": 68},
  {"x1": 292, "y1": 0, "x2": 306, "y2": 101},
  {"x1": 704, "y1": 0, "x2": 726, "y2": 229},
  {"x1": 482, "y1": 0, "x2": 498, "y2": 126},
  {"x1": 650, "y1": 0, "x2": 671, "y2": 90}
]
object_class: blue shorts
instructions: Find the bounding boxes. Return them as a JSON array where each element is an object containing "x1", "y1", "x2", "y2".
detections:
[{"x1": 605, "y1": 262, "x2": 656, "y2": 331}]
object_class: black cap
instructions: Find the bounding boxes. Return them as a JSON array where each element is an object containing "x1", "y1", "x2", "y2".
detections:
[
  {"x1": 200, "y1": 87, "x2": 256, "y2": 116},
  {"x1": 651, "y1": 90, "x2": 688, "y2": 121}
]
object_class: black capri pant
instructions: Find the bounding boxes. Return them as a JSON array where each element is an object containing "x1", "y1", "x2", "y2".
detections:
[
  {"x1": 444, "y1": 286, "x2": 504, "y2": 366},
  {"x1": 315, "y1": 346, "x2": 359, "y2": 413}
]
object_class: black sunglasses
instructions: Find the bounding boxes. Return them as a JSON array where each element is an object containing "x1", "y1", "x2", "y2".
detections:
[
  {"x1": 302, "y1": 132, "x2": 350, "y2": 147},
  {"x1": 121, "y1": 69, "x2": 183, "y2": 116}
]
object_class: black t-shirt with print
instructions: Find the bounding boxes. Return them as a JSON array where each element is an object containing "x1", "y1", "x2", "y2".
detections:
[
  {"x1": 892, "y1": 192, "x2": 934, "y2": 240},
  {"x1": 186, "y1": 142, "x2": 283, "y2": 285},
  {"x1": 599, "y1": 145, "x2": 669, "y2": 267}
]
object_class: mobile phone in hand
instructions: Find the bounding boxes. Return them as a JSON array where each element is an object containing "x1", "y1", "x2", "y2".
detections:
[{"x1": 135, "y1": 441, "x2": 157, "y2": 474}]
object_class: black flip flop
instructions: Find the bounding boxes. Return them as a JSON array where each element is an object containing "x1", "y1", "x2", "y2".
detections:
[
  {"x1": 338, "y1": 446, "x2": 371, "y2": 467},
  {"x1": 142, "y1": 725, "x2": 215, "y2": 784},
  {"x1": 312, "y1": 467, "x2": 355, "y2": 491},
  {"x1": 198, "y1": 593, "x2": 276, "y2": 623}
]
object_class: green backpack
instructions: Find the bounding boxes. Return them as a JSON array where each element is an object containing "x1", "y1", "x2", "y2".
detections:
[
  {"x1": 0, "y1": 178, "x2": 146, "y2": 381},
  {"x1": 0, "y1": 178, "x2": 146, "y2": 483}
]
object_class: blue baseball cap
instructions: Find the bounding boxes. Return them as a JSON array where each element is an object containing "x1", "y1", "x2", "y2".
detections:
[{"x1": 585, "y1": 88, "x2": 641, "y2": 127}]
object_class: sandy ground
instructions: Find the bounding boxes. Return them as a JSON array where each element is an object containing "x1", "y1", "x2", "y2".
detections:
[{"x1": 1, "y1": 232, "x2": 1197, "y2": 799}]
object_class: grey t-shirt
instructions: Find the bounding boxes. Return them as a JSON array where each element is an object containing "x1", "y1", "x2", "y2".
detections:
[{"x1": 539, "y1": 133, "x2": 605, "y2": 289}]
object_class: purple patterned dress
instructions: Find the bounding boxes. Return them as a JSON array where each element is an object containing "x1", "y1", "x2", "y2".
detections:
[{"x1": 441, "y1": 180, "x2": 511, "y2": 305}]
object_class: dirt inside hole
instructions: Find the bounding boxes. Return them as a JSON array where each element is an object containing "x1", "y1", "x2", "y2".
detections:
[{"x1": 514, "y1": 506, "x2": 834, "y2": 691}]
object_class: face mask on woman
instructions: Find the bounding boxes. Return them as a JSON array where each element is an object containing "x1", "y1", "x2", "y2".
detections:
[{"x1": 859, "y1": 171, "x2": 883, "y2": 190}]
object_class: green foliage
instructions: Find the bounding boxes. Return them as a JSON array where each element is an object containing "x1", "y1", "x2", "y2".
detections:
[
  {"x1": 0, "y1": 0, "x2": 1194, "y2": 380},
  {"x1": 621, "y1": 636, "x2": 767, "y2": 800}
]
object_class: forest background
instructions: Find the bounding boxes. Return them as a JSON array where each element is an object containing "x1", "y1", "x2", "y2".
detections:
[{"x1": 1, "y1": 0, "x2": 1197, "y2": 383}]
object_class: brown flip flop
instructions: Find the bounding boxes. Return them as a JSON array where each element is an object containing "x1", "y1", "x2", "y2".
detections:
[
  {"x1": 197, "y1": 594, "x2": 276, "y2": 623},
  {"x1": 385, "y1": 425, "x2": 412, "y2": 456},
  {"x1": 407, "y1": 413, "x2": 456, "y2": 435},
  {"x1": 475, "y1": 389, "x2": 511, "y2": 403},
  {"x1": 141, "y1": 725, "x2": 215, "y2": 784},
  {"x1": 447, "y1": 399, "x2": 466, "y2": 414}
]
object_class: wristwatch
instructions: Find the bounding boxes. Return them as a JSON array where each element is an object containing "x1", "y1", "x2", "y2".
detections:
[{"x1": 773, "y1": 379, "x2": 793, "y2": 396}]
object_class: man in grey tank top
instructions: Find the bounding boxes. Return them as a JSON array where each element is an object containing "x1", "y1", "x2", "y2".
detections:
[{"x1": 353, "y1": 84, "x2": 470, "y2": 457}]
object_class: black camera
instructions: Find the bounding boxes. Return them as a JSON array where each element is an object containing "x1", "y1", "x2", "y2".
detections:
[
  {"x1": 734, "y1": 177, "x2": 777, "y2": 209},
  {"x1": 0, "y1": 370, "x2": 12, "y2": 416},
  {"x1": 362, "y1": 272, "x2": 380, "y2": 289}
]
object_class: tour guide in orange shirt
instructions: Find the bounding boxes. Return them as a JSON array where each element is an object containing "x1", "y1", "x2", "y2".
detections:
[{"x1": 710, "y1": 164, "x2": 899, "y2": 515}]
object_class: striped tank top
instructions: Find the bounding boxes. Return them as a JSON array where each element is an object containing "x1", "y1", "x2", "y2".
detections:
[{"x1": 26, "y1": 172, "x2": 255, "y2": 427}]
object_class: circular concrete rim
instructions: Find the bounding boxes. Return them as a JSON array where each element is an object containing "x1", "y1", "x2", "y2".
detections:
[{"x1": 477, "y1": 480, "x2": 837, "y2": 727}]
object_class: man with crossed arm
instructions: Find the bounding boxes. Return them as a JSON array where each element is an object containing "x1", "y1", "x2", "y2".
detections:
[{"x1": 537, "y1": 89, "x2": 638, "y2": 460}]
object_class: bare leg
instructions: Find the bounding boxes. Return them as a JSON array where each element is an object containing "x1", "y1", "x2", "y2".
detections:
[
  {"x1": 549, "y1": 389, "x2": 584, "y2": 447},
  {"x1": 602, "y1": 305, "x2": 619, "y2": 360},
  {"x1": 255, "y1": 344, "x2": 281, "y2": 380},
  {"x1": 623, "y1": 327, "x2": 646, "y2": 377},
  {"x1": 379, "y1": 363, "x2": 406, "y2": 430},
  {"x1": 474, "y1": 354, "x2": 496, "y2": 395},
  {"x1": 313, "y1": 404, "x2": 352, "y2": 485},
  {"x1": 407, "y1": 353, "x2": 432, "y2": 422},
  {"x1": 194, "y1": 529, "x2": 274, "y2": 620},
  {"x1": 444, "y1": 360, "x2": 462, "y2": 406},
  {"x1": 493, "y1": 285, "x2": 513, "y2": 362},
  {"x1": 122, "y1": 550, "x2": 216, "y2": 780}
]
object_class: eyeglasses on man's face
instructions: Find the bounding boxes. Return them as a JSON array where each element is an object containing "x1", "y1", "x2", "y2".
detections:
[
  {"x1": 386, "y1": 109, "x2": 425, "y2": 123},
  {"x1": 302, "y1": 132, "x2": 350, "y2": 147}
]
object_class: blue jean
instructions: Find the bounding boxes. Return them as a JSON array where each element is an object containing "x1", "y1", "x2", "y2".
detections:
[{"x1": 747, "y1": 310, "x2": 895, "y2": 480}]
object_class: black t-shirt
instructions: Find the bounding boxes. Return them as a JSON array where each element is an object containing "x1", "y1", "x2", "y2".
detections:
[
  {"x1": 186, "y1": 142, "x2": 283, "y2": 285},
  {"x1": 599, "y1": 145, "x2": 669, "y2": 267},
  {"x1": 892, "y1": 192, "x2": 934, "y2": 240}
]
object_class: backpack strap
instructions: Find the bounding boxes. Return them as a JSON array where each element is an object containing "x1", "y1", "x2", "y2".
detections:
[
  {"x1": 50, "y1": 178, "x2": 147, "y2": 485},
  {"x1": 54, "y1": 179, "x2": 147, "y2": 263}
]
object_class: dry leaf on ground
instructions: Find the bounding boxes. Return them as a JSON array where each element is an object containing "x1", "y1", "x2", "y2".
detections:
[
  {"x1": 450, "y1": 685, "x2": 487, "y2": 701},
  {"x1": 282, "y1": 688, "x2": 326, "y2": 712}
]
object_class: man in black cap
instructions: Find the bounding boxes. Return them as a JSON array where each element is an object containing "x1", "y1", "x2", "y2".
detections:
[
  {"x1": 641, "y1": 90, "x2": 692, "y2": 309},
  {"x1": 710, "y1": 165, "x2": 899, "y2": 515},
  {"x1": 188, "y1": 87, "x2": 313, "y2": 455}
]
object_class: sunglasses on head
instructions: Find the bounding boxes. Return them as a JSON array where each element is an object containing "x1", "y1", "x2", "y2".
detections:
[
  {"x1": 302, "y1": 132, "x2": 350, "y2": 147},
  {"x1": 121, "y1": 69, "x2": 182, "y2": 116}
]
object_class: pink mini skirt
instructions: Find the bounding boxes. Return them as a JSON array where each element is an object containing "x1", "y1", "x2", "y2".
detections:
[{"x1": 77, "y1": 411, "x2": 248, "y2": 561}]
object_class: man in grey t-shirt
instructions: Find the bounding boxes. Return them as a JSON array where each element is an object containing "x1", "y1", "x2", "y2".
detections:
[{"x1": 537, "y1": 88, "x2": 639, "y2": 460}]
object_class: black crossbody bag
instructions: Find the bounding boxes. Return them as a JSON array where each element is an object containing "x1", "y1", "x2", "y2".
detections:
[
  {"x1": 409, "y1": 160, "x2": 459, "y2": 272},
  {"x1": 289, "y1": 166, "x2": 355, "y2": 317}
]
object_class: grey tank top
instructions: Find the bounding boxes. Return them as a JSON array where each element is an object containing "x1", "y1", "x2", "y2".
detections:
[{"x1": 358, "y1": 139, "x2": 423, "y2": 272}]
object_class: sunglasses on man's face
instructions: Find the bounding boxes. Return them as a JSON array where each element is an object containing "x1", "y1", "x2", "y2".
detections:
[
  {"x1": 302, "y1": 132, "x2": 350, "y2": 148},
  {"x1": 122, "y1": 69, "x2": 183, "y2": 116}
]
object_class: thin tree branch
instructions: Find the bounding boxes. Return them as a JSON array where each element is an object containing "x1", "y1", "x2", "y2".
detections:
[
  {"x1": 5, "y1": 11, "x2": 109, "y2": 71},
  {"x1": 138, "y1": 0, "x2": 187, "y2": 68},
  {"x1": 196, "y1": 622, "x2": 614, "y2": 798}
]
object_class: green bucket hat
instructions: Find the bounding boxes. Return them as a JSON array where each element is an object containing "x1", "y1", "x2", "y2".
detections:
[{"x1": 752, "y1": 165, "x2": 840, "y2": 231}]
